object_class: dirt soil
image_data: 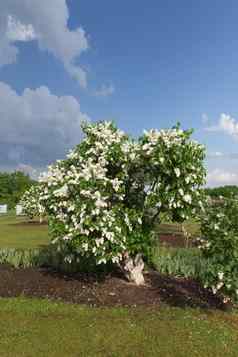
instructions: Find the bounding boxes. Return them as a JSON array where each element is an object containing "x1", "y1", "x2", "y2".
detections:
[{"x1": 0, "y1": 265, "x2": 227, "y2": 309}]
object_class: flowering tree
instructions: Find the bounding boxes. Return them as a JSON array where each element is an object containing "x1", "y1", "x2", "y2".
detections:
[
  {"x1": 20, "y1": 185, "x2": 45, "y2": 223},
  {"x1": 39, "y1": 121, "x2": 205, "y2": 284},
  {"x1": 199, "y1": 198, "x2": 238, "y2": 303}
]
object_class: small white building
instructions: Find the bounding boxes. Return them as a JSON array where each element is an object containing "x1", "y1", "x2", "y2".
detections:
[
  {"x1": 16, "y1": 204, "x2": 24, "y2": 216},
  {"x1": 0, "y1": 204, "x2": 7, "y2": 214}
]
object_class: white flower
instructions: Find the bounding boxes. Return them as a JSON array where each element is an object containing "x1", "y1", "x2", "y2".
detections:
[
  {"x1": 130, "y1": 152, "x2": 136, "y2": 160},
  {"x1": 183, "y1": 194, "x2": 192, "y2": 204},
  {"x1": 82, "y1": 243, "x2": 89, "y2": 251},
  {"x1": 212, "y1": 286, "x2": 217, "y2": 294},
  {"x1": 95, "y1": 237, "x2": 104, "y2": 246},
  {"x1": 142, "y1": 143, "x2": 151, "y2": 151},
  {"x1": 112, "y1": 256, "x2": 120, "y2": 264},
  {"x1": 98, "y1": 258, "x2": 107, "y2": 265},
  {"x1": 53, "y1": 184, "x2": 68, "y2": 197},
  {"x1": 216, "y1": 282, "x2": 223, "y2": 290},
  {"x1": 112, "y1": 178, "x2": 121, "y2": 192},
  {"x1": 174, "y1": 168, "x2": 180, "y2": 177},
  {"x1": 178, "y1": 188, "x2": 184, "y2": 196},
  {"x1": 185, "y1": 177, "x2": 190, "y2": 184},
  {"x1": 218, "y1": 272, "x2": 224, "y2": 280}
]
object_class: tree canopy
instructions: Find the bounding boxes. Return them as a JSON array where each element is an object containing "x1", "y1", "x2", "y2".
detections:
[
  {"x1": 0, "y1": 171, "x2": 36, "y2": 208},
  {"x1": 38, "y1": 121, "x2": 206, "y2": 284}
]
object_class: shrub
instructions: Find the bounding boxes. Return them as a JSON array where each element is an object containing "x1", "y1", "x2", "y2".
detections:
[
  {"x1": 39, "y1": 121, "x2": 205, "y2": 284},
  {"x1": 199, "y1": 198, "x2": 238, "y2": 302},
  {"x1": 20, "y1": 185, "x2": 45, "y2": 222}
]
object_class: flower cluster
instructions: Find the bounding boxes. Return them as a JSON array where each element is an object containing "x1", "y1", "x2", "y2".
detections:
[
  {"x1": 199, "y1": 197, "x2": 238, "y2": 302},
  {"x1": 39, "y1": 121, "x2": 205, "y2": 266},
  {"x1": 139, "y1": 126, "x2": 206, "y2": 222}
]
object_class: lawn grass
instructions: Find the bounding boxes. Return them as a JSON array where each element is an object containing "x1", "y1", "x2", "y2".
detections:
[
  {"x1": 0, "y1": 298, "x2": 237, "y2": 357},
  {"x1": 0, "y1": 213, "x2": 50, "y2": 249},
  {"x1": 0, "y1": 217, "x2": 237, "y2": 356},
  {"x1": 0, "y1": 213, "x2": 200, "y2": 250}
]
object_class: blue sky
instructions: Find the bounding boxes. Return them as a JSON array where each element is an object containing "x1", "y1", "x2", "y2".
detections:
[{"x1": 1, "y1": 0, "x2": 238, "y2": 185}]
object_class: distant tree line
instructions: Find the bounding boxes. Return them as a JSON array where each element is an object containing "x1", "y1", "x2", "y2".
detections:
[
  {"x1": 0, "y1": 171, "x2": 36, "y2": 209},
  {"x1": 204, "y1": 185, "x2": 238, "y2": 199}
]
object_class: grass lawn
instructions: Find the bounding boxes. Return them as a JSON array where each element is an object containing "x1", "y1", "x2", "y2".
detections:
[
  {"x1": 0, "y1": 213, "x2": 199, "y2": 250},
  {"x1": 0, "y1": 298, "x2": 237, "y2": 357},
  {"x1": 0, "y1": 213, "x2": 50, "y2": 249},
  {"x1": 0, "y1": 216, "x2": 237, "y2": 356}
]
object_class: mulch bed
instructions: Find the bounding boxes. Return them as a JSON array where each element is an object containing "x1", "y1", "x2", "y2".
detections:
[{"x1": 0, "y1": 265, "x2": 227, "y2": 310}]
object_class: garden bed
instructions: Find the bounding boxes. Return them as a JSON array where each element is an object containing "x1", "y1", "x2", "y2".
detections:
[{"x1": 0, "y1": 265, "x2": 226, "y2": 309}]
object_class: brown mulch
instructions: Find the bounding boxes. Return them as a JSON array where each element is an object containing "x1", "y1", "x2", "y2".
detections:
[{"x1": 0, "y1": 265, "x2": 226, "y2": 309}]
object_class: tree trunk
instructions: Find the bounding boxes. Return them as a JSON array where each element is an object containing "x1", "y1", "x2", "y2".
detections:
[{"x1": 121, "y1": 253, "x2": 145, "y2": 285}]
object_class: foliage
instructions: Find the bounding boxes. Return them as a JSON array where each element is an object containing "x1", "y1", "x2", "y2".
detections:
[
  {"x1": 39, "y1": 121, "x2": 206, "y2": 267},
  {"x1": 20, "y1": 185, "x2": 45, "y2": 220},
  {"x1": 152, "y1": 246, "x2": 210, "y2": 279},
  {"x1": 0, "y1": 246, "x2": 111, "y2": 273},
  {"x1": 204, "y1": 185, "x2": 238, "y2": 199},
  {"x1": 199, "y1": 198, "x2": 238, "y2": 302},
  {"x1": 0, "y1": 248, "x2": 42, "y2": 268},
  {"x1": 0, "y1": 171, "x2": 36, "y2": 209}
]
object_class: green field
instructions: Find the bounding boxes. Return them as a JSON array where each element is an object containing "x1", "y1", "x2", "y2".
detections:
[
  {"x1": 0, "y1": 298, "x2": 237, "y2": 357},
  {"x1": 0, "y1": 213, "x2": 50, "y2": 249},
  {"x1": 0, "y1": 212, "x2": 199, "y2": 250}
]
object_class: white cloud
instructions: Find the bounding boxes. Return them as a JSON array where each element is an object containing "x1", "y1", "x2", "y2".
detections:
[
  {"x1": 207, "y1": 168, "x2": 238, "y2": 187},
  {"x1": 205, "y1": 113, "x2": 238, "y2": 138},
  {"x1": 6, "y1": 15, "x2": 36, "y2": 42},
  {"x1": 201, "y1": 113, "x2": 209, "y2": 124},
  {"x1": 207, "y1": 151, "x2": 224, "y2": 158},
  {"x1": 94, "y1": 84, "x2": 115, "y2": 97},
  {"x1": 0, "y1": 81, "x2": 90, "y2": 170},
  {"x1": 0, "y1": 1, "x2": 89, "y2": 87}
]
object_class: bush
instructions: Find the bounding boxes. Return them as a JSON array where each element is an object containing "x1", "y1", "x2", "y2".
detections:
[
  {"x1": 20, "y1": 185, "x2": 45, "y2": 221},
  {"x1": 199, "y1": 198, "x2": 238, "y2": 302},
  {"x1": 38, "y1": 121, "x2": 205, "y2": 284}
]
